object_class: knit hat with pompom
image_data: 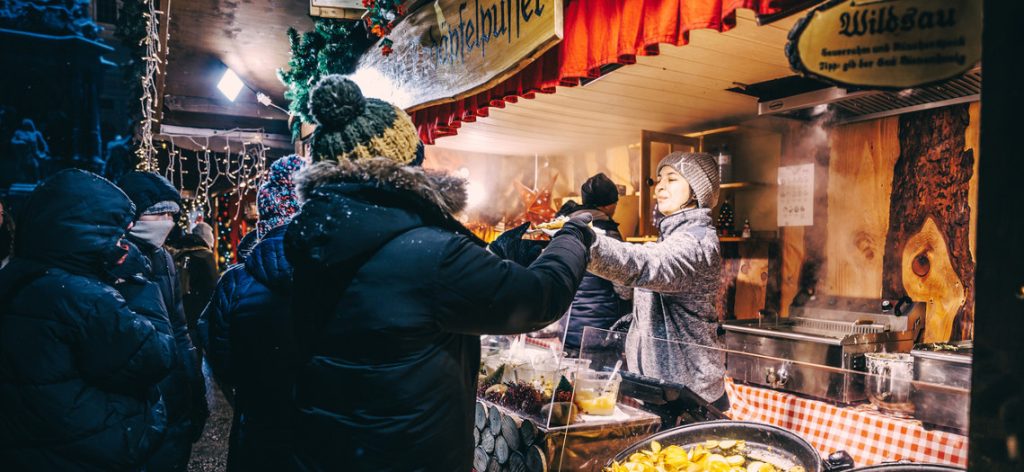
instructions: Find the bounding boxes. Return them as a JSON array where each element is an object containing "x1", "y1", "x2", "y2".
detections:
[{"x1": 308, "y1": 75, "x2": 423, "y2": 166}]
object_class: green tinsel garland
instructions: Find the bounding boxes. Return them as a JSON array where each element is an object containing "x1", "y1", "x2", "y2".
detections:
[{"x1": 277, "y1": 18, "x2": 361, "y2": 139}]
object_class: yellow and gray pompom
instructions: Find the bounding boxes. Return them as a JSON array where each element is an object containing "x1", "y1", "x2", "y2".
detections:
[{"x1": 308, "y1": 75, "x2": 421, "y2": 166}]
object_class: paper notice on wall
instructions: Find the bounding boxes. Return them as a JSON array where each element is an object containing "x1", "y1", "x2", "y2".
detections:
[{"x1": 778, "y1": 163, "x2": 814, "y2": 227}]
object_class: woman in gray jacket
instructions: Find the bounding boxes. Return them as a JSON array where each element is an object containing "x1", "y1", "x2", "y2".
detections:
[{"x1": 587, "y1": 152, "x2": 728, "y2": 410}]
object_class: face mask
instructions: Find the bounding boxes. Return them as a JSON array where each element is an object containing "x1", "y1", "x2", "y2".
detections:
[{"x1": 130, "y1": 219, "x2": 176, "y2": 247}]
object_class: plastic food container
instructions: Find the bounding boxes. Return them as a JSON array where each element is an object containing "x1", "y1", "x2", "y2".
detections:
[{"x1": 574, "y1": 371, "x2": 621, "y2": 415}]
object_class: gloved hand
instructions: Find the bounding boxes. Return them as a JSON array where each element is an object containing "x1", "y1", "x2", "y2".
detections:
[
  {"x1": 488, "y1": 222, "x2": 544, "y2": 267},
  {"x1": 554, "y1": 214, "x2": 596, "y2": 248}
]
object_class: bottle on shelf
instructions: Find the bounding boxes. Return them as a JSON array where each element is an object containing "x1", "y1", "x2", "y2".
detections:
[{"x1": 717, "y1": 145, "x2": 733, "y2": 183}]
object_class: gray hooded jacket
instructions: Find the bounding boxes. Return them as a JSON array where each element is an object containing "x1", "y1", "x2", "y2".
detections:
[{"x1": 588, "y1": 207, "x2": 724, "y2": 402}]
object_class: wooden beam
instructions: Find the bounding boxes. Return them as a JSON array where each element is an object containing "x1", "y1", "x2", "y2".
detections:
[
  {"x1": 156, "y1": 124, "x2": 294, "y2": 151},
  {"x1": 164, "y1": 95, "x2": 290, "y2": 120}
]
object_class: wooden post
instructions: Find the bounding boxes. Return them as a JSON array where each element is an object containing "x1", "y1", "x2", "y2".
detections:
[
  {"x1": 509, "y1": 451, "x2": 527, "y2": 472},
  {"x1": 474, "y1": 447, "x2": 489, "y2": 472},
  {"x1": 501, "y1": 413, "x2": 522, "y2": 452},
  {"x1": 482, "y1": 428, "x2": 496, "y2": 453},
  {"x1": 518, "y1": 418, "x2": 537, "y2": 448},
  {"x1": 526, "y1": 445, "x2": 547, "y2": 472},
  {"x1": 495, "y1": 434, "x2": 510, "y2": 465},
  {"x1": 476, "y1": 402, "x2": 488, "y2": 431},
  {"x1": 489, "y1": 405, "x2": 502, "y2": 435}
]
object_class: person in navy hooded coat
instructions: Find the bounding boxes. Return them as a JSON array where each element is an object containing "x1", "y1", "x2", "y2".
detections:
[{"x1": 0, "y1": 169, "x2": 175, "y2": 470}]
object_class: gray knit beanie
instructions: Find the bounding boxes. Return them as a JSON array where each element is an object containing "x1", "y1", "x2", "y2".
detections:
[{"x1": 657, "y1": 152, "x2": 720, "y2": 209}]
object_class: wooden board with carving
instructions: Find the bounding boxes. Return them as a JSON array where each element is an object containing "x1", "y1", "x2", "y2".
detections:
[
  {"x1": 882, "y1": 105, "x2": 976, "y2": 342},
  {"x1": 825, "y1": 116, "x2": 900, "y2": 299}
]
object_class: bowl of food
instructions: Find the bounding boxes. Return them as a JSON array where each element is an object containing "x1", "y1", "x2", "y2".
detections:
[{"x1": 606, "y1": 420, "x2": 823, "y2": 472}]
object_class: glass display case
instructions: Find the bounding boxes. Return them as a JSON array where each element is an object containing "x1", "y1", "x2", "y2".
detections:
[{"x1": 477, "y1": 327, "x2": 971, "y2": 471}]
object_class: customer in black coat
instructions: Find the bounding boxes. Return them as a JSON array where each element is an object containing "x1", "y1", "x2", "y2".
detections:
[
  {"x1": 556, "y1": 173, "x2": 632, "y2": 353},
  {"x1": 117, "y1": 171, "x2": 209, "y2": 472},
  {"x1": 199, "y1": 153, "x2": 306, "y2": 471},
  {"x1": 284, "y1": 76, "x2": 593, "y2": 472},
  {"x1": 0, "y1": 169, "x2": 175, "y2": 470}
]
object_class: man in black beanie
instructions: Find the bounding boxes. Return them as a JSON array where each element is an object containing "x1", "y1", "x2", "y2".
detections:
[
  {"x1": 581, "y1": 172, "x2": 620, "y2": 218},
  {"x1": 556, "y1": 173, "x2": 631, "y2": 355}
]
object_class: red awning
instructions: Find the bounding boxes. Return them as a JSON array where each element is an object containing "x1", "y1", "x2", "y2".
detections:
[{"x1": 412, "y1": 0, "x2": 792, "y2": 144}]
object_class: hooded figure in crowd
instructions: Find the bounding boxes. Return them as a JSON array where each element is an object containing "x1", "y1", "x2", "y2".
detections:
[
  {"x1": 587, "y1": 152, "x2": 727, "y2": 409},
  {"x1": 166, "y1": 220, "x2": 219, "y2": 346},
  {"x1": 284, "y1": 75, "x2": 593, "y2": 472},
  {"x1": 556, "y1": 173, "x2": 632, "y2": 354},
  {"x1": 199, "y1": 153, "x2": 307, "y2": 471},
  {"x1": 0, "y1": 169, "x2": 175, "y2": 470},
  {"x1": 117, "y1": 171, "x2": 209, "y2": 471}
]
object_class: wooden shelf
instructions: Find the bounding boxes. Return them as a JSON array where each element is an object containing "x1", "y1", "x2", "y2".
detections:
[
  {"x1": 626, "y1": 235, "x2": 777, "y2": 244},
  {"x1": 720, "y1": 236, "x2": 775, "y2": 243},
  {"x1": 720, "y1": 181, "x2": 772, "y2": 190}
]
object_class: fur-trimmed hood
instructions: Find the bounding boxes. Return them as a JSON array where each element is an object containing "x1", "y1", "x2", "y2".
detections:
[
  {"x1": 295, "y1": 158, "x2": 468, "y2": 215},
  {"x1": 285, "y1": 158, "x2": 481, "y2": 272}
]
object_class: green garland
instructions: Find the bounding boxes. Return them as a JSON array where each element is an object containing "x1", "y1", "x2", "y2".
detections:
[{"x1": 277, "y1": 18, "x2": 361, "y2": 139}]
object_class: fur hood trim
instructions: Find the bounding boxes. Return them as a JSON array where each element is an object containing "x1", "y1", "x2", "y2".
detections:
[{"x1": 294, "y1": 158, "x2": 468, "y2": 215}]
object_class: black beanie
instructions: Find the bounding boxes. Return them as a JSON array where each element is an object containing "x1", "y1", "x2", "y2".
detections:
[{"x1": 581, "y1": 173, "x2": 619, "y2": 207}]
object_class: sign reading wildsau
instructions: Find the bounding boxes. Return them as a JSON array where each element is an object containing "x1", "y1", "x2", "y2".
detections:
[
  {"x1": 342, "y1": 0, "x2": 563, "y2": 111},
  {"x1": 787, "y1": 0, "x2": 981, "y2": 90}
]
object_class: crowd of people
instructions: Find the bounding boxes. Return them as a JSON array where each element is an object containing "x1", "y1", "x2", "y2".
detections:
[{"x1": 0, "y1": 74, "x2": 723, "y2": 471}]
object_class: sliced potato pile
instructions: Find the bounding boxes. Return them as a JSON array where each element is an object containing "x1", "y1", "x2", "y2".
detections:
[{"x1": 604, "y1": 439, "x2": 806, "y2": 472}]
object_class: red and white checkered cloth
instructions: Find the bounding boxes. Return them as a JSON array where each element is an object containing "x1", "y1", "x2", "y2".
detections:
[{"x1": 724, "y1": 379, "x2": 968, "y2": 468}]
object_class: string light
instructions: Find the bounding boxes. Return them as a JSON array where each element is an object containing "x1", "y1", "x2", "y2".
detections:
[{"x1": 135, "y1": 0, "x2": 171, "y2": 171}]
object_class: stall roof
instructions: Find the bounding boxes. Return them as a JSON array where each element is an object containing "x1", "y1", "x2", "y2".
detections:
[
  {"x1": 160, "y1": 0, "x2": 312, "y2": 133},
  {"x1": 432, "y1": 9, "x2": 802, "y2": 156}
]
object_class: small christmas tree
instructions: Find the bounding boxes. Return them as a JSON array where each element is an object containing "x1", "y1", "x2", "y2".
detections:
[{"x1": 717, "y1": 199, "x2": 735, "y2": 236}]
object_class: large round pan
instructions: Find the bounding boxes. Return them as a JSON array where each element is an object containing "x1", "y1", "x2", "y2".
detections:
[
  {"x1": 849, "y1": 463, "x2": 964, "y2": 471},
  {"x1": 609, "y1": 420, "x2": 823, "y2": 472}
]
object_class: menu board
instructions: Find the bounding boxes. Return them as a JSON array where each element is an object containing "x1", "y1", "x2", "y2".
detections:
[{"x1": 778, "y1": 164, "x2": 814, "y2": 227}]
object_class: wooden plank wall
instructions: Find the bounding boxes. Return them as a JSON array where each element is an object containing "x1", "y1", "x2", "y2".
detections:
[{"x1": 779, "y1": 103, "x2": 980, "y2": 342}]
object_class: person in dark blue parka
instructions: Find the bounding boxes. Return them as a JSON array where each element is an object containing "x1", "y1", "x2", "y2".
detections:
[
  {"x1": 556, "y1": 173, "x2": 632, "y2": 354},
  {"x1": 199, "y1": 154, "x2": 306, "y2": 471},
  {"x1": 117, "y1": 171, "x2": 208, "y2": 472},
  {"x1": 0, "y1": 169, "x2": 175, "y2": 470},
  {"x1": 284, "y1": 76, "x2": 593, "y2": 472}
]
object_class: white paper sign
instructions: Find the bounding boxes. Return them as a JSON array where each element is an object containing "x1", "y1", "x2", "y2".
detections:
[{"x1": 778, "y1": 163, "x2": 814, "y2": 227}]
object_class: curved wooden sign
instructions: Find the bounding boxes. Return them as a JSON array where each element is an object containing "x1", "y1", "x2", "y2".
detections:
[
  {"x1": 349, "y1": 0, "x2": 563, "y2": 111},
  {"x1": 787, "y1": 0, "x2": 981, "y2": 90}
]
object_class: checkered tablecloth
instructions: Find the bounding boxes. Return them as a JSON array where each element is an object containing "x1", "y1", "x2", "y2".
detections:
[{"x1": 724, "y1": 379, "x2": 968, "y2": 468}]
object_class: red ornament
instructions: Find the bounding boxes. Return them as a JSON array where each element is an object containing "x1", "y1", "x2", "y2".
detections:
[
  {"x1": 510, "y1": 173, "x2": 558, "y2": 227},
  {"x1": 381, "y1": 44, "x2": 394, "y2": 56}
]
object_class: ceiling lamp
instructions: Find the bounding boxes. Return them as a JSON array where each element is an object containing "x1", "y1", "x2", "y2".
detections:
[{"x1": 217, "y1": 68, "x2": 245, "y2": 101}]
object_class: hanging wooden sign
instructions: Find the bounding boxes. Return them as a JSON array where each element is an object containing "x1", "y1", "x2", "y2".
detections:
[
  {"x1": 309, "y1": 0, "x2": 366, "y2": 20},
  {"x1": 787, "y1": 0, "x2": 981, "y2": 90},
  {"x1": 346, "y1": 0, "x2": 563, "y2": 111}
]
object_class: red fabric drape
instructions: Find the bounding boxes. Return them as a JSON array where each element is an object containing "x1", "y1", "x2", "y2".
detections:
[{"x1": 412, "y1": 0, "x2": 786, "y2": 144}]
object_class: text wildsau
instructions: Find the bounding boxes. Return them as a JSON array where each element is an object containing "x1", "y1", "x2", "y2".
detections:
[
  {"x1": 839, "y1": 6, "x2": 957, "y2": 37},
  {"x1": 429, "y1": 0, "x2": 549, "y2": 66}
]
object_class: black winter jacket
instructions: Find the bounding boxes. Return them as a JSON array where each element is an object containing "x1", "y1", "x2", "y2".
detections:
[
  {"x1": 169, "y1": 234, "x2": 219, "y2": 340},
  {"x1": 199, "y1": 224, "x2": 297, "y2": 471},
  {"x1": 284, "y1": 159, "x2": 589, "y2": 472},
  {"x1": 563, "y1": 208, "x2": 629, "y2": 351},
  {"x1": 0, "y1": 169, "x2": 175, "y2": 470},
  {"x1": 119, "y1": 172, "x2": 209, "y2": 437}
]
